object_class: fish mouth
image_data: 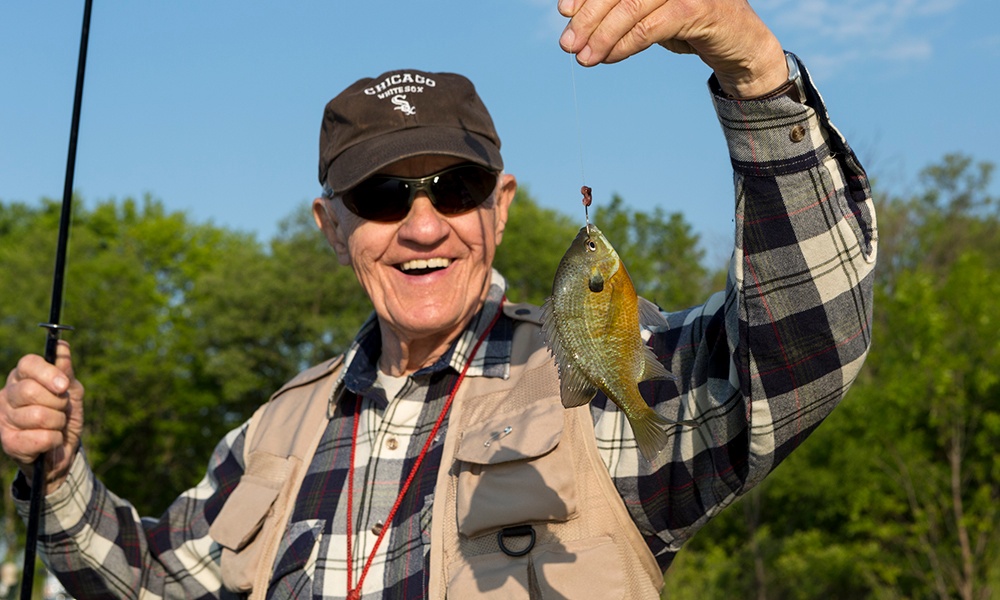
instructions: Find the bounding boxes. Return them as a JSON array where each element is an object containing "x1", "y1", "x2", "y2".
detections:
[{"x1": 396, "y1": 257, "x2": 452, "y2": 276}]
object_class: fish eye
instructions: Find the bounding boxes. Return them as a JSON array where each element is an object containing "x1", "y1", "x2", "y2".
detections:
[{"x1": 586, "y1": 240, "x2": 597, "y2": 252}]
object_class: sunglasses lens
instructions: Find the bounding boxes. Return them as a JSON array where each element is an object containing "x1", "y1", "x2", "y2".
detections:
[
  {"x1": 431, "y1": 166, "x2": 497, "y2": 215},
  {"x1": 343, "y1": 178, "x2": 411, "y2": 222},
  {"x1": 342, "y1": 164, "x2": 498, "y2": 222}
]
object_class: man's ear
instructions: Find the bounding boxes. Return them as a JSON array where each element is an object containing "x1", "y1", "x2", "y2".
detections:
[
  {"x1": 312, "y1": 198, "x2": 352, "y2": 266},
  {"x1": 493, "y1": 173, "x2": 517, "y2": 246}
]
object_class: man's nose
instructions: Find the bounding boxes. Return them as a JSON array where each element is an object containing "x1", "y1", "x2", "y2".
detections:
[{"x1": 397, "y1": 193, "x2": 449, "y2": 244}]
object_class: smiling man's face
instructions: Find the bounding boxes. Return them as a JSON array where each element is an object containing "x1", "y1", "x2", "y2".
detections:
[{"x1": 314, "y1": 154, "x2": 516, "y2": 356}]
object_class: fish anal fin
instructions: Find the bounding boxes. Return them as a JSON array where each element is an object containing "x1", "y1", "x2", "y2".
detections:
[{"x1": 640, "y1": 345, "x2": 677, "y2": 382}]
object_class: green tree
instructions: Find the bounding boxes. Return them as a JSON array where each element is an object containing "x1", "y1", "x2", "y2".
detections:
[
  {"x1": 496, "y1": 190, "x2": 716, "y2": 309},
  {"x1": 594, "y1": 195, "x2": 710, "y2": 310},
  {"x1": 493, "y1": 189, "x2": 579, "y2": 305},
  {"x1": 0, "y1": 196, "x2": 370, "y2": 522},
  {"x1": 663, "y1": 154, "x2": 1000, "y2": 599},
  {"x1": 844, "y1": 154, "x2": 1000, "y2": 599},
  {"x1": 1, "y1": 186, "x2": 719, "y2": 576},
  {"x1": 1, "y1": 196, "x2": 259, "y2": 517}
]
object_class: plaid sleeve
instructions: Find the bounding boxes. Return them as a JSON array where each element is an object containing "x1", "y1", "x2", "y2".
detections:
[
  {"x1": 595, "y1": 54, "x2": 877, "y2": 569},
  {"x1": 14, "y1": 423, "x2": 250, "y2": 599}
]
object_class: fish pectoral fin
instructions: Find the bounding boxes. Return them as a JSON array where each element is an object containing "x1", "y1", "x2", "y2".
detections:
[
  {"x1": 558, "y1": 363, "x2": 598, "y2": 408},
  {"x1": 637, "y1": 297, "x2": 669, "y2": 329},
  {"x1": 640, "y1": 345, "x2": 678, "y2": 382}
]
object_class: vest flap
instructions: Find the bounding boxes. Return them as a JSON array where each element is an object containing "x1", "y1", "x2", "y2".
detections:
[
  {"x1": 210, "y1": 453, "x2": 291, "y2": 551},
  {"x1": 455, "y1": 401, "x2": 563, "y2": 465}
]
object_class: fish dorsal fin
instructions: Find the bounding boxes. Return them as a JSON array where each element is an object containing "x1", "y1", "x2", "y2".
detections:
[
  {"x1": 637, "y1": 297, "x2": 668, "y2": 329},
  {"x1": 539, "y1": 296, "x2": 558, "y2": 353},
  {"x1": 640, "y1": 345, "x2": 677, "y2": 383}
]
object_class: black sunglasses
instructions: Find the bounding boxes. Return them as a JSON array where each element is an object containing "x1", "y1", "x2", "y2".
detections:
[{"x1": 341, "y1": 163, "x2": 499, "y2": 222}]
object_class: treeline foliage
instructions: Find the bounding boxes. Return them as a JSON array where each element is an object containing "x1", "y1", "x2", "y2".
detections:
[
  {"x1": 3, "y1": 155, "x2": 997, "y2": 599},
  {"x1": 664, "y1": 154, "x2": 1000, "y2": 599},
  {"x1": 0, "y1": 188, "x2": 717, "y2": 546},
  {"x1": 0, "y1": 197, "x2": 370, "y2": 525}
]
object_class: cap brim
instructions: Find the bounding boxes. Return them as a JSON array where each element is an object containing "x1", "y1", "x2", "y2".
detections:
[{"x1": 325, "y1": 127, "x2": 503, "y2": 194}]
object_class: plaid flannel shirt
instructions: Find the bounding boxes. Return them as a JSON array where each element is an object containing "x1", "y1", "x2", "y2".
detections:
[{"x1": 15, "y1": 54, "x2": 876, "y2": 599}]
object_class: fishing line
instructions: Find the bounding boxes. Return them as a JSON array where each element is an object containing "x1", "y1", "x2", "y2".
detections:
[
  {"x1": 569, "y1": 56, "x2": 593, "y2": 232},
  {"x1": 570, "y1": 56, "x2": 586, "y2": 188}
]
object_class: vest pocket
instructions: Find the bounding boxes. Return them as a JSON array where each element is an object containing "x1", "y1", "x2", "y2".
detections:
[
  {"x1": 447, "y1": 537, "x2": 625, "y2": 599},
  {"x1": 454, "y1": 401, "x2": 577, "y2": 538},
  {"x1": 532, "y1": 537, "x2": 626, "y2": 599},
  {"x1": 209, "y1": 452, "x2": 291, "y2": 593}
]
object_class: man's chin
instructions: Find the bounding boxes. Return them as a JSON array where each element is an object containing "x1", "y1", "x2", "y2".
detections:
[{"x1": 381, "y1": 301, "x2": 479, "y2": 341}]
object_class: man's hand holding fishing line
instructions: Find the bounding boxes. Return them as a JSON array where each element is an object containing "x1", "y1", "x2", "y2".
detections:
[
  {"x1": 0, "y1": 340, "x2": 84, "y2": 495},
  {"x1": 558, "y1": 0, "x2": 788, "y2": 98}
]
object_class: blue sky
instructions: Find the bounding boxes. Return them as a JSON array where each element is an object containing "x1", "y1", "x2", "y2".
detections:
[{"x1": 2, "y1": 1, "x2": 998, "y2": 264}]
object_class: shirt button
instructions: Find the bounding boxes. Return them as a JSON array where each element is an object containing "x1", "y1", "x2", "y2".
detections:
[
  {"x1": 789, "y1": 124, "x2": 806, "y2": 143},
  {"x1": 385, "y1": 437, "x2": 399, "y2": 450},
  {"x1": 371, "y1": 521, "x2": 384, "y2": 536}
]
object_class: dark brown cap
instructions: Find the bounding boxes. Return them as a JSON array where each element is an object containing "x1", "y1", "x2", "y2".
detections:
[{"x1": 319, "y1": 69, "x2": 503, "y2": 194}]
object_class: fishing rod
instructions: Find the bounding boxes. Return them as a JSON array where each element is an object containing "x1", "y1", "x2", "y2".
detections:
[{"x1": 22, "y1": 0, "x2": 93, "y2": 597}]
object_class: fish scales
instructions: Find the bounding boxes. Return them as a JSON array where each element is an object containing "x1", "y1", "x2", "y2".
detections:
[{"x1": 541, "y1": 224, "x2": 694, "y2": 461}]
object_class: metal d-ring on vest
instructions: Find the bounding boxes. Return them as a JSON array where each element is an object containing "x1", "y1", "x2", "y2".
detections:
[{"x1": 497, "y1": 525, "x2": 536, "y2": 557}]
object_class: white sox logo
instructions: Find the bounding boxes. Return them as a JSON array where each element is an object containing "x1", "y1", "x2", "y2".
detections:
[
  {"x1": 363, "y1": 72, "x2": 435, "y2": 117},
  {"x1": 392, "y1": 95, "x2": 416, "y2": 115}
]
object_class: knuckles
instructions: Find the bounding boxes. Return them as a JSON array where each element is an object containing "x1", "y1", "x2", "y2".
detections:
[
  {"x1": 8, "y1": 377, "x2": 49, "y2": 409},
  {"x1": 1, "y1": 428, "x2": 62, "y2": 465}
]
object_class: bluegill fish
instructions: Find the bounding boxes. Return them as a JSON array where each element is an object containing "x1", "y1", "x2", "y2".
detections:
[{"x1": 540, "y1": 224, "x2": 694, "y2": 461}]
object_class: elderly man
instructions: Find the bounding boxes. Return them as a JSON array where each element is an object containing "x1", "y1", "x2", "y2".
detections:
[{"x1": 1, "y1": 0, "x2": 875, "y2": 598}]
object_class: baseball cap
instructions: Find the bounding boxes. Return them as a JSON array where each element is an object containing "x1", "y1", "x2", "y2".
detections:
[{"x1": 319, "y1": 69, "x2": 504, "y2": 195}]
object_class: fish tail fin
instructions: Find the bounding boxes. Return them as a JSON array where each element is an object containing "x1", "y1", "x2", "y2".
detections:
[{"x1": 628, "y1": 408, "x2": 672, "y2": 462}]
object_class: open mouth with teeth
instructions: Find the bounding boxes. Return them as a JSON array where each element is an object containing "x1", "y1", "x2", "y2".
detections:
[{"x1": 397, "y1": 257, "x2": 452, "y2": 275}]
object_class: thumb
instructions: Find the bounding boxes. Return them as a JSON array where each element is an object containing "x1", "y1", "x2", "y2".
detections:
[
  {"x1": 48, "y1": 340, "x2": 84, "y2": 493},
  {"x1": 53, "y1": 340, "x2": 76, "y2": 383}
]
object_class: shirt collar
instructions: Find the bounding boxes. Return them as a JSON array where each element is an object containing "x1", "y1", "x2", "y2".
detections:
[{"x1": 334, "y1": 269, "x2": 512, "y2": 407}]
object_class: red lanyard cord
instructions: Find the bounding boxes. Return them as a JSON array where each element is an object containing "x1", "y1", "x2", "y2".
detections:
[{"x1": 346, "y1": 301, "x2": 505, "y2": 599}]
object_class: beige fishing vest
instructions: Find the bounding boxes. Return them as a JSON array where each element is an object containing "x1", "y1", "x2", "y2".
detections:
[{"x1": 211, "y1": 303, "x2": 663, "y2": 599}]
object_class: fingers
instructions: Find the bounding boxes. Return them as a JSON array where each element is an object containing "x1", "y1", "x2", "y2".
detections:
[
  {"x1": 0, "y1": 421, "x2": 68, "y2": 466},
  {"x1": 8, "y1": 350, "x2": 71, "y2": 399},
  {"x1": 559, "y1": 0, "x2": 673, "y2": 66},
  {"x1": 557, "y1": 0, "x2": 785, "y2": 92},
  {"x1": 1, "y1": 342, "x2": 83, "y2": 468},
  {"x1": 0, "y1": 380, "x2": 70, "y2": 467}
]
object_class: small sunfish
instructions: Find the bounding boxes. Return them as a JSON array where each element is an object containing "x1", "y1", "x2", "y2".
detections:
[{"x1": 540, "y1": 224, "x2": 695, "y2": 461}]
